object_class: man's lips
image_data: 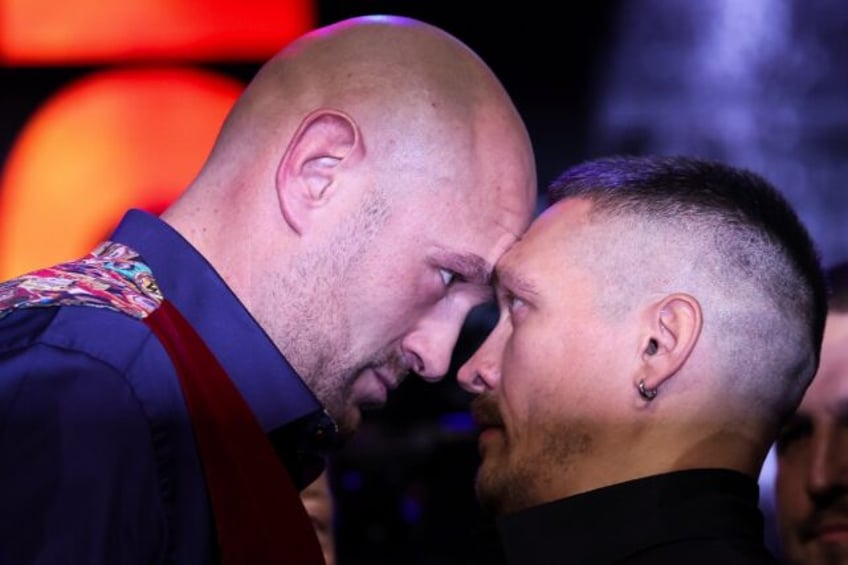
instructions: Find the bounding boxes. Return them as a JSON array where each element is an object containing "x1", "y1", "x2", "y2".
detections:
[
  {"x1": 371, "y1": 350, "x2": 411, "y2": 392},
  {"x1": 800, "y1": 507, "x2": 848, "y2": 544},
  {"x1": 374, "y1": 368, "x2": 403, "y2": 391},
  {"x1": 811, "y1": 520, "x2": 848, "y2": 543},
  {"x1": 356, "y1": 367, "x2": 406, "y2": 408},
  {"x1": 469, "y1": 395, "x2": 505, "y2": 453},
  {"x1": 477, "y1": 425, "x2": 503, "y2": 442},
  {"x1": 470, "y1": 395, "x2": 504, "y2": 429}
]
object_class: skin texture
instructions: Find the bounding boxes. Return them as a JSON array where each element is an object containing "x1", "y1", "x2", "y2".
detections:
[
  {"x1": 457, "y1": 195, "x2": 805, "y2": 516},
  {"x1": 301, "y1": 471, "x2": 336, "y2": 565},
  {"x1": 161, "y1": 15, "x2": 537, "y2": 439},
  {"x1": 777, "y1": 311, "x2": 848, "y2": 564},
  {"x1": 459, "y1": 198, "x2": 698, "y2": 514}
]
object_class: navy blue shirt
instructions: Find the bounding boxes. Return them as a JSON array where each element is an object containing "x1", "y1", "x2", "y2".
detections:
[{"x1": 0, "y1": 210, "x2": 334, "y2": 564}]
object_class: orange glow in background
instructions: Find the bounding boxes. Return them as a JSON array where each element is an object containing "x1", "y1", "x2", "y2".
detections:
[
  {"x1": 1, "y1": 0, "x2": 315, "y2": 64},
  {"x1": 0, "y1": 0, "x2": 315, "y2": 279},
  {"x1": 0, "y1": 69, "x2": 244, "y2": 279}
]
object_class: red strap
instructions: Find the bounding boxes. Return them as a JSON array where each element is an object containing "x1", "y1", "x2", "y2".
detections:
[{"x1": 144, "y1": 300, "x2": 325, "y2": 565}]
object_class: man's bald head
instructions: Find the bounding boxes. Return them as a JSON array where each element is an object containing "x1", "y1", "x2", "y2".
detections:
[
  {"x1": 161, "y1": 15, "x2": 536, "y2": 438},
  {"x1": 202, "y1": 15, "x2": 527, "y2": 187}
]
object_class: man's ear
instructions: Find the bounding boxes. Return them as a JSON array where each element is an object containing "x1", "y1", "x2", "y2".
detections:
[
  {"x1": 636, "y1": 293, "x2": 703, "y2": 394},
  {"x1": 276, "y1": 109, "x2": 362, "y2": 235}
]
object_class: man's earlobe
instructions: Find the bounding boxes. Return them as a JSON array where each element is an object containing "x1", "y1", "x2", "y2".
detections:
[{"x1": 275, "y1": 110, "x2": 361, "y2": 234}]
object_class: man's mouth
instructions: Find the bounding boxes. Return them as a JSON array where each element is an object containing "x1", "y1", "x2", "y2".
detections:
[
  {"x1": 469, "y1": 394, "x2": 507, "y2": 453},
  {"x1": 470, "y1": 395, "x2": 504, "y2": 430},
  {"x1": 356, "y1": 365, "x2": 407, "y2": 409},
  {"x1": 373, "y1": 368, "x2": 402, "y2": 391},
  {"x1": 801, "y1": 506, "x2": 848, "y2": 544},
  {"x1": 811, "y1": 519, "x2": 848, "y2": 543}
]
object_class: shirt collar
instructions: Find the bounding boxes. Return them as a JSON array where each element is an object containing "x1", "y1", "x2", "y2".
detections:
[
  {"x1": 496, "y1": 468, "x2": 765, "y2": 564},
  {"x1": 109, "y1": 209, "x2": 338, "y2": 459}
]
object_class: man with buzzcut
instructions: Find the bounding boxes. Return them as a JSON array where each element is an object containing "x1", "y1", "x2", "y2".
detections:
[{"x1": 460, "y1": 155, "x2": 826, "y2": 564}]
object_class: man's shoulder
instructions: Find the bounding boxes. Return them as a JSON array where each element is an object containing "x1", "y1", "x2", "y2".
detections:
[
  {"x1": 0, "y1": 306, "x2": 60, "y2": 352},
  {"x1": 0, "y1": 304, "x2": 160, "y2": 387}
]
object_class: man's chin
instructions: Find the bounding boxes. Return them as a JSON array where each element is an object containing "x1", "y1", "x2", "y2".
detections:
[
  {"x1": 476, "y1": 478, "x2": 507, "y2": 517},
  {"x1": 332, "y1": 407, "x2": 362, "y2": 442},
  {"x1": 326, "y1": 392, "x2": 386, "y2": 442},
  {"x1": 475, "y1": 463, "x2": 504, "y2": 515}
]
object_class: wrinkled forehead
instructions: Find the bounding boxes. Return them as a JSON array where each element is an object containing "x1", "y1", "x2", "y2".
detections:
[
  {"x1": 466, "y1": 219, "x2": 528, "y2": 280},
  {"x1": 492, "y1": 197, "x2": 599, "y2": 289},
  {"x1": 434, "y1": 181, "x2": 535, "y2": 268}
]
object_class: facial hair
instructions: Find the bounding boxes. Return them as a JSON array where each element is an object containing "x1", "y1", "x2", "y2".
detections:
[
  {"x1": 786, "y1": 497, "x2": 848, "y2": 565},
  {"x1": 279, "y1": 188, "x2": 391, "y2": 437},
  {"x1": 471, "y1": 394, "x2": 593, "y2": 516}
]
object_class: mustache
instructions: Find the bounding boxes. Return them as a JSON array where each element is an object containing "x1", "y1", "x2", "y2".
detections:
[
  {"x1": 470, "y1": 394, "x2": 504, "y2": 429},
  {"x1": 373, "y1": 350, "x2": 410, "y2": 381},
  {"x1": 798, "y1": 498, "x2": 848, "y2": 541}
]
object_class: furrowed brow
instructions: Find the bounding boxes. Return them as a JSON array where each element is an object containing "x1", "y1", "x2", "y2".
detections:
[
  {"x1": 493, "y1": 265, "x2": 538, "y2": 297},
  {"x1": 448, "y1": 254, "x2": 492, "y2": 286}
]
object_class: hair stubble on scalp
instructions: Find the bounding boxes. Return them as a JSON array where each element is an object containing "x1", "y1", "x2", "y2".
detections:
[{"x1": 546, "y1": 155, "x2": 828, "y2": 431}]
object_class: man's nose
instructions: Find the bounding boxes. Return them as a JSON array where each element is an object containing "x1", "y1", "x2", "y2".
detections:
[
  {"x1": 457, "y1": 326, "x2": 505, "y2": 394},
  {"x1": 806, "y1": 426, "x2": 848, "y2": 501},
  {"x1": 401, "y1": 311, "x2": 468, "y2": 382}
]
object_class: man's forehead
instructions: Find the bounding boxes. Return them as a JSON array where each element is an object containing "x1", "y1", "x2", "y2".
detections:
[
  {"x1": 800, "y1": 366, "x2": 848, "y2": 412},
  {"x1": 493, "y1": 248, "x2": 540, "y2": 296},
  {"x1": 824, "y1": 312, "x2": 848, "y2": 344},
  {"x1": 450, "y1": 179, "x2": 534, "y2": 244},
  {"x1": 491, "y1": 203, "x2": 600, "y2": 296},
  {"x1": 809, "y1": 313, "x2": 848, "y2": 405}
]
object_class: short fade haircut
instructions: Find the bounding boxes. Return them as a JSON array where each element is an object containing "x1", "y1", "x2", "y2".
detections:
[
  {"x1": 546, "y1": 155, "x2": 828, "y2": 426},
  {"x1": 826, "y1": 261, "x2": 848, "y2": 313}
]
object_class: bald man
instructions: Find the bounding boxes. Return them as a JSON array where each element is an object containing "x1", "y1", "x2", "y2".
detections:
[{"x1": 0, "y1": 15, "x2": 536, "y2": 564}]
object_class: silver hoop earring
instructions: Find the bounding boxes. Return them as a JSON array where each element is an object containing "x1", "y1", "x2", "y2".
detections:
[{"x1": 638, "y1": 379, "x2": 658, "y2": 401}]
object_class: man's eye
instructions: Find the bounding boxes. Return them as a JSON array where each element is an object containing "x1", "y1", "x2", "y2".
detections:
[
  {"x1": 775, "y1": 419, "x2": 812, "y2": 454},
  {"x1": 504, "y1": 291, "x2": 525, "y2": 313},
  {"x1": 440, "y1": 269, "x2": 457, "y2": 287}
]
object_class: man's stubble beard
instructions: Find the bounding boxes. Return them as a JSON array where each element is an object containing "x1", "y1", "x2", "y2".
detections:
[
  {"x1": 476, "y1": 419, "x2": 593, "y2": 516},
  {"x1": 278, "y1": 188, "x2": 392, "y2": 435}
]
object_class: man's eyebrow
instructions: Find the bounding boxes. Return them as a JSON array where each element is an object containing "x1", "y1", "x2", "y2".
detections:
[
  {"x1": 493, "y1": 265, "x2": 538, "y2": 296},
  {"x1": 445, "y1": 254, "x2": 492, "y2": 286}
]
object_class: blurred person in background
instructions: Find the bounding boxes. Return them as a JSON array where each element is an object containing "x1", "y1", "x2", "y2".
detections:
[
  {"x1": 776, "y1": 261, "x2": 848, "y2": 565},
  {"x1": 302, "y1": 470, "x2": 337, "y2": 565}
]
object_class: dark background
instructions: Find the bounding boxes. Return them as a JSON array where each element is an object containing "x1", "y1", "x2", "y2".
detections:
[{"x1": 4, "y1": 1, "x2": 847, "y2": 563}]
